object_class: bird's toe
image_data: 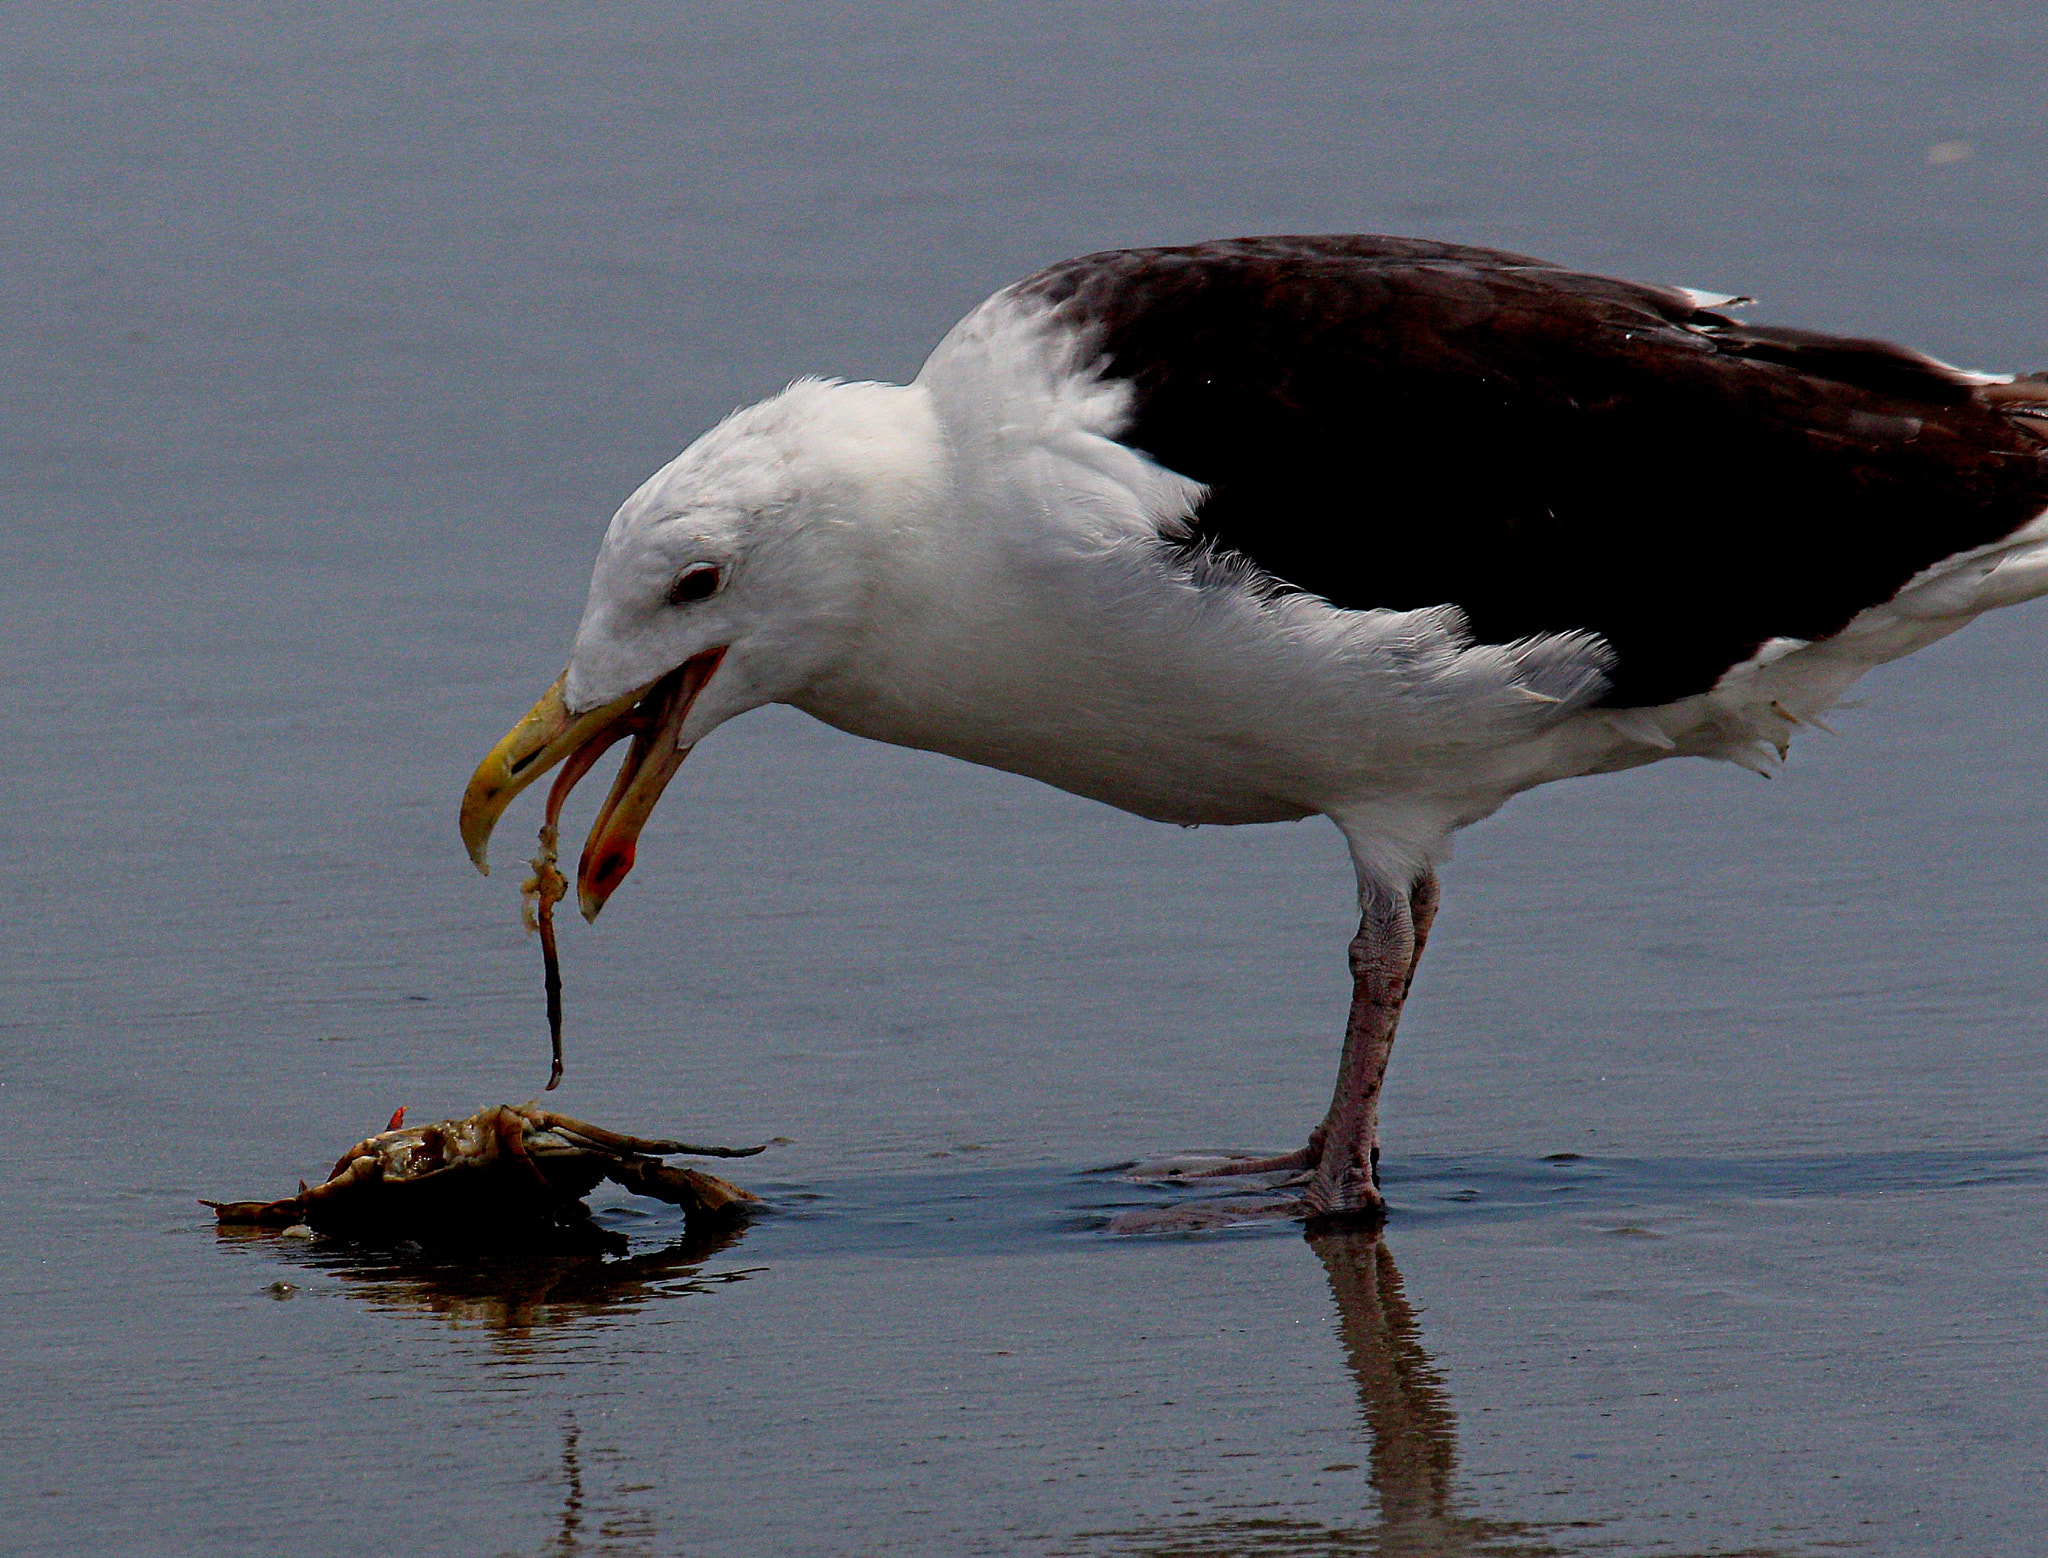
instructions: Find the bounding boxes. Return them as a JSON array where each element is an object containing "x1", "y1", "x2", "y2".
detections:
[
  {"x1": 1303, "y1": 1160, "x2": 1385, "y2": 1222},
  {"x1": 1125, "y1": 1149, "x2": 1313, "y2": 1184},
  {"x1": 1104, "y1": 1195, "x2": 1305, "y2": 1235}
]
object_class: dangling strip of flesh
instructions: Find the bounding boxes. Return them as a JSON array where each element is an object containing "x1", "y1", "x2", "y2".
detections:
[{"x1": 520, "y1": 709, "x2": 641, "y2": 1090}]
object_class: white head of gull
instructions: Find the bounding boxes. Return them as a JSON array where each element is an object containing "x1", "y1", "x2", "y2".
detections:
[{"x1": 463, "y1": 235, "x2": 2048, "y2": 1218}]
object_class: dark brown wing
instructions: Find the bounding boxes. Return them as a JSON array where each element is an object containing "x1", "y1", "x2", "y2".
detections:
[{"x1": 1015, "y1": 235, "x2": 2048, "y2": 707}]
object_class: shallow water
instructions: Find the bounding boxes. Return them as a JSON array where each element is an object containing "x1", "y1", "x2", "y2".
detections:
[{"x1": 6, "y1": 2, "x2": 2048, "y2": 1553}]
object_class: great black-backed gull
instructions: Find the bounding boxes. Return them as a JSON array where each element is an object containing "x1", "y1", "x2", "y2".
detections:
[{"x1": 461, "y1": 235, "x2": 2048, "y2": 1218}]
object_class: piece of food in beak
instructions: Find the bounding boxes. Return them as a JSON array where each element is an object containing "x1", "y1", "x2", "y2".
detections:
[{"x1": 461, "y1": 651, "x2": 726, "y2": 1088}]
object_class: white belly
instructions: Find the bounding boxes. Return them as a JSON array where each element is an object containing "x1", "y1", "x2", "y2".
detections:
[{"x1": 790, "y1": 532, "x2": 1613, "y2": 834}]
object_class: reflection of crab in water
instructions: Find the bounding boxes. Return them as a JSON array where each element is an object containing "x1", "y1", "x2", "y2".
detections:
[
  {"x1": 205, "y1": 1103, "x2": 766, "y2": 1251},
  {"x1": 218, "y1": 1220, "x2": 760, "y2": 1334}
]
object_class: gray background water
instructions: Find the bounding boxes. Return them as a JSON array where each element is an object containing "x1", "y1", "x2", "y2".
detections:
[{"x1": 7, "y1": 3, "x2": 2048, "y2": 1553}]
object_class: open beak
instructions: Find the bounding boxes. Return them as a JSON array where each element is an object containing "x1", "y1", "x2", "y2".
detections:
[{"x1": 459, "y1": 649, "x2": 726, "y2": 921}]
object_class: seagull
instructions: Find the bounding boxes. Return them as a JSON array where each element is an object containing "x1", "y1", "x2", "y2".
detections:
[{"x1": 460, "y1": 235, "x2": 2048, "y2": 1218}]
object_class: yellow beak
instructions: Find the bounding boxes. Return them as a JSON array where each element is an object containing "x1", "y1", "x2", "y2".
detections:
[
  {"x1": 459, "y1": 650, "x2": 727, "y2": 919},
  {"x1": 458, "y1": 673, "x2": 640, "y2": 876}
]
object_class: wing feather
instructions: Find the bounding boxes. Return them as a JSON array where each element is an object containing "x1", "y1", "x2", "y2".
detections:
[{"x1": 1010, "y1": 235, "x2": 2048, "y2": 706}]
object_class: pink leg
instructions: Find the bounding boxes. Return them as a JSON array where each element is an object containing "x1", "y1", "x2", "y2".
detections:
[
  {"x1": 1305, "y1": 871, "x2": 1436, "y2": 1216},
  {"x1": 1185, "y1": 870, "x2": 1439, "y2": 1218}
]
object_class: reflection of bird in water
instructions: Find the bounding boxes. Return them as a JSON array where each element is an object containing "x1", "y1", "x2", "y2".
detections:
[
  {"x1": 231, "y1": 1217, "x2": 754, "y2": 1340},
  {"x1": 463, "y1": 234, "x2": 2048, "y2": 1220},
  {"x1": 1104, "y1": 1229, "x2": 1549, "y2": 1557},
  {"x1": 1313, "y1": 1228, "x2": 1462, "y2": 1544},
  {"x1": 542, "y1": 1412, "x2": 660, "y2": 1558},
  {"x1": 218, "y1": 1223, "x2": 738, "y2": 1556},
  {"x1": 547, "y1": 1413, "x2": 591, "y2": 1558}
]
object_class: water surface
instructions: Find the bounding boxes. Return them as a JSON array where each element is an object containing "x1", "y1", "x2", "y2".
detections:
[{"x1": 6, "y1": 3, "x2": 2048, "y2": 1553}]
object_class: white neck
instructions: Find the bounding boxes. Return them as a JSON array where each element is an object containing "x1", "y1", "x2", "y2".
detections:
[{"x1": 787, "y1": 358, "x2": 1307, "y2": 824}]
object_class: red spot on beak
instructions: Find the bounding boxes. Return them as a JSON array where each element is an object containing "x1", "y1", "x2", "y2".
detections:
[{"x1": 581, "y1": 836, "x2": 637, "y2": 913}]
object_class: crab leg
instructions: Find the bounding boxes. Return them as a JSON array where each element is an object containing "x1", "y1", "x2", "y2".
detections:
[
  {"x1": 486, "y1": 1104, "x2": 563, "y2": 1198},
  {"x1": 202, "y1": 1195, "x2": 308, "y2": 1226},
  {"x1": 519, "y1": 1106, "x2": 769, "y2": 1160},
  {"x1": 301, "y1": 1152, "x2": 385, "y2": 1207},
  {"x1": 604, "y1": 1157, "x2": 761, "y2": 1215}
]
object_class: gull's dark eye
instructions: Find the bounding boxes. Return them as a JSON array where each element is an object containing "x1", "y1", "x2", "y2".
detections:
[{"x1": 667, "y1": 564, "x2": 722, "y2": 606}]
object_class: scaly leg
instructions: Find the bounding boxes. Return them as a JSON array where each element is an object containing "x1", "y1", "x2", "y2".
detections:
[
  {"x1": 1182, "y1": 869, "x2": 1438, "y2": 1216},
  {"x1": 1303, "y1": 875, "x2": 1428, "y2": 1216}
]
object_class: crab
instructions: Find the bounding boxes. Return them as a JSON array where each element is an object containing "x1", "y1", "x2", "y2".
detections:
[{"x1": 205, "y1": 1103, "x2": 767, "y2": 1246}]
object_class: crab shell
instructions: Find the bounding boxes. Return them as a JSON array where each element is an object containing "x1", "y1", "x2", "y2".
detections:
[{"x1": 207, "y1": 1104, "x2": 761, "y2": 1239}]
